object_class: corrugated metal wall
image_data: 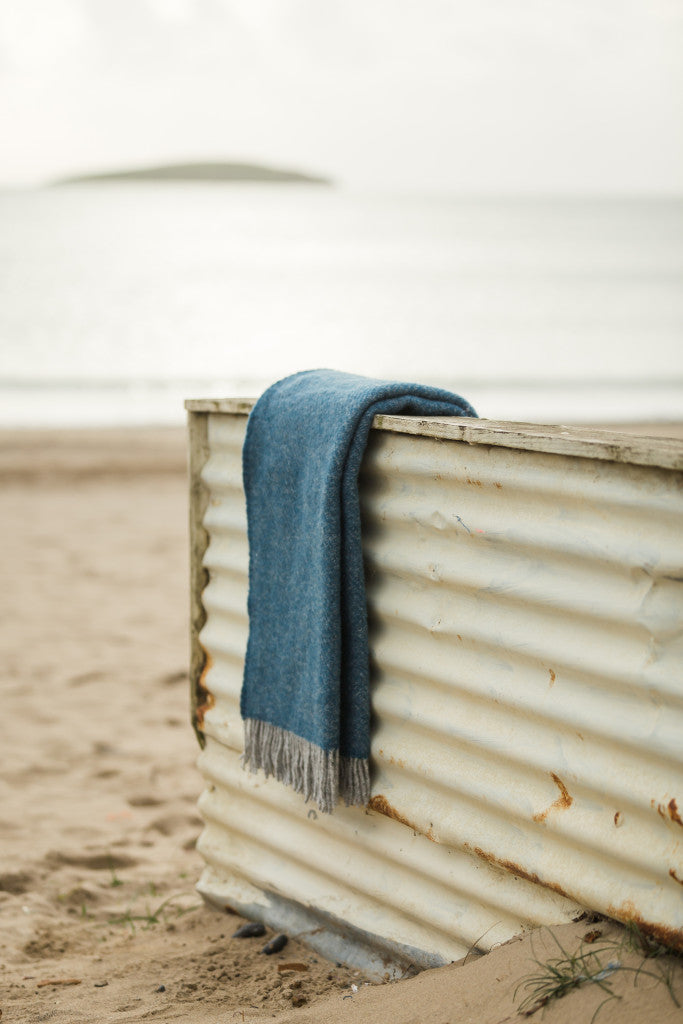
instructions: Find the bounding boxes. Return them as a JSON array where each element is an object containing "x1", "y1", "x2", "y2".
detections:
[{"x1": 188, "y1": 403, "x2": 683, "y2": 972}]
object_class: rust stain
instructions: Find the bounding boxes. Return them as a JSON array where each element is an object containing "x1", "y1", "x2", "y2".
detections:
[
  {"x1": 194, "y1": 651, "x2": 215, "y2": 732},
  {"x1": 467, "y1": 844, "x2": 571, "y2": 900},
  {"x1": 494, "y1": 482, "x2": 502, "y2": 489},
  {"x1": 466, "y1": 477, "x2": 483, "y2": 487},
  {"x1": 533, "y1": 773, "x2": 573, "y2": 823},
  {"x1": 651, "y1": 797, "x2": 683, "y2": 827},
  {"x1": 550, "y1": 773, "x2": 573, "y2": 807},
  {"x1": 607, "y1": 899, "x2": 683, "y2": 953},
  {"x1": 614, "y1": 811, "x2": 623, "y2": 827},
  {"x1": 548, "y1": 669, "x2": 556, "y2": 687},
  {"x1": 367, "y1": 795, "x2": 436, "y2": 841},
  {"x1": 668, "y1": 799, "x2": 683, "y2": 827},
  {"x1": 669, "y1": 869, "x2": 683, "y2": 887}
]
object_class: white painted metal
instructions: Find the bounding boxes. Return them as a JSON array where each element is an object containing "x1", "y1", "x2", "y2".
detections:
[{"x1": 188, "y1": 403, "x2": 683, "y2": 970}]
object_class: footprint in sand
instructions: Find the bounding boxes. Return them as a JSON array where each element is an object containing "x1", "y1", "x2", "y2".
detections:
[
  {"x1": 23, "y1": 927, "x2": 69, "y2": 959},
  {"x1": 0, "y1": 870, "x2": 33, "y2": 894},
  {"x1": 148, "y1": 813, "x2": 203, "y2": 837},
  {"x1": 127, "y1": 794, "x2": 164, "y2": 808},
  {"x1": 44, "y1": 850, "x2": 138, "y2": 870},
  {"x1": 160, "y1": 670, "x2": 187, "y2": 686},
  {"x1": 55, "y1": 885, "x2": 100, "y2": 908}
]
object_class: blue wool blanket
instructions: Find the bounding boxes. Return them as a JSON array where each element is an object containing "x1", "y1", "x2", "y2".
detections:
[{"x1": 241, "y1": 369, "x2": 477, "y2": 813}]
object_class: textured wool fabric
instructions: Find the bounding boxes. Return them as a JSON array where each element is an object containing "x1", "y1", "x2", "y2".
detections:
[{"x1": 241, "y1": 369, "x2": 477, "y2": 813}]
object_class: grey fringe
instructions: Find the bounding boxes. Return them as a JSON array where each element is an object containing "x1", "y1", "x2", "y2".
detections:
[{"x1": 242, "y1": 718, "x2": 370, "y2": 815}]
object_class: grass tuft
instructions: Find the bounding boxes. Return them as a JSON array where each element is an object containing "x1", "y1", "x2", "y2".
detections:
[
  {"x1": 107, "y1": 891, "x2": 202, "y2": 934},
  {"x1": 107, "y1": 860, "x2": 124, "y2": 888},
  {"x1": 514, "y1": 923, "x2": 682, "y2": 1022},
  {"x1": 515, "y1": 931, "x2": 621, "y2": 1022}
]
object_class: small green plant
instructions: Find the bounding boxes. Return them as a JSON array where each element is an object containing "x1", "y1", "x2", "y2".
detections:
[
  {"x1": 108, "y1": 891, "x2": 201, "y2": 934},
  {"x1": 625, "y1": 920, "x2": 676, "y2": 961},
  {"x1": 515, "y1": 931, "x2": 621, "y2": 1022},
  {"x1": 108, "y1": 861, "x2": 124, "y2": 888},
  {"x1": 515, "y1": 924, "x2": 682, "y2": 1022},
  {"x1": 623, "y1": 922, "x2": 682, "y2": 1009}
]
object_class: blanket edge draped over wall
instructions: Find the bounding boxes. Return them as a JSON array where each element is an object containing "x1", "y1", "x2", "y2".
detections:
[{"x1": 241, "y1": 369, "x2": 477, "y2": 813}]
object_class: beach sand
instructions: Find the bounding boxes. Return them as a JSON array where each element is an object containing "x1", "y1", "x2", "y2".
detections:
[{"x1": 1, "y1": 425, "x2": 682, "y2": 1024}]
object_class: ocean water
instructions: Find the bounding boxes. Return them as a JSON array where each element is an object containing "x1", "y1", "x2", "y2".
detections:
[{"x1": 1, "y1": 185, "x2": 682, "y2": 427}]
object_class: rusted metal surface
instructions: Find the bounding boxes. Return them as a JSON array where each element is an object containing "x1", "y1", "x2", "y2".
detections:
[
  {"x1": 532, "y1": 774, "x2": 573, "y2": 823},
  {"x1": 187, "y1": 403, "x2": 683, "y2": 966},
  {"x1": 193, "y1": 652, "x2": 215, "y2": 734},
  {"x1": 654, "y1": 798, "x2": 683, "y2": 828},
  {"x1": 187, "y1": 409, "x2": 212, "y2": 746},
  {"x1": 195, "y1": 738, "x2": 580, "y2": 977},
  {"x1": 604, "y1": 900, "x2": 683, "y2": 952},
  {"x1": 360, "y1": 425, "x2": 683, "y2": 950},
  {"x1": 366, "y1": 794, "x2": 436, "y2": 841}
]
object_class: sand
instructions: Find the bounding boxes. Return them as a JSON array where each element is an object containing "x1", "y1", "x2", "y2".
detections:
[{"x1": 1, "y1": 425, "x2": 682, "y2": 1024}]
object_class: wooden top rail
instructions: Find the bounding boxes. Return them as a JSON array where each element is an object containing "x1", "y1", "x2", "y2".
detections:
[{"x1": 185, "y1": 398, "x2": 683, "y2": 471}]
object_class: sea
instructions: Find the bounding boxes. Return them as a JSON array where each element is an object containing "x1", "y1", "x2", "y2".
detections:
[{"x1": 1, "y1": 184, "x2": 682, "y2": 428}]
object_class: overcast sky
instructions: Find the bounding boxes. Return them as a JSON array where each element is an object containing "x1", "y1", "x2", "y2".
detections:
[{"x1": 1, "y1": 0, "x2": 682, "y2": 192}]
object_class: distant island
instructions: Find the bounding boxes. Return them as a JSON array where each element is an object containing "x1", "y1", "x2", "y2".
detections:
[{"x1": 53, "y1": 161, "x2": 332, "y2": 186}]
